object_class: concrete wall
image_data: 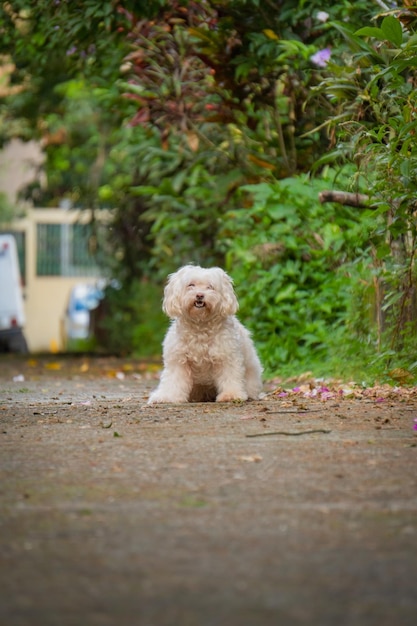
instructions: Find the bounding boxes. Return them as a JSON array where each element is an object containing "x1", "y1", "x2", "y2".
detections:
[{"x1": 0, "y1": 139, "x2": 44, "y2": 204}]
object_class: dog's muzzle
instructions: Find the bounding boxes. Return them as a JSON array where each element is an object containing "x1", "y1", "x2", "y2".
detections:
[{"x1": 194, "y1": 294, "x2": 205, "y2": 308}]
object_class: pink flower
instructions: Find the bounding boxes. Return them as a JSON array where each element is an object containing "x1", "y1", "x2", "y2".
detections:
[{"x1": 320, "y1": 392, "x2": 334, "y2": 401}]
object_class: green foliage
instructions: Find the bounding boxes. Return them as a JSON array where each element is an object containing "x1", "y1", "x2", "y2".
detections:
[
  {"x1": 109, "y1": 0, "x2": 374, "y2": 282},
  {"x1": 221, "y1": 170, "x2": 373, "y2": 376},
  {"x1": 186, "y1": 2, "x2": 345, "y2": 176},
  {"x1": 314, "y1": 8, "x2": 417, "y2": 373},
  {"x1": 0, "y1": 1, "x2": 137, "y2": 136},
  {"x1": 95, "y1": 280, "x2": 167, "y2": 357},
  {"x1": 0, "y1": 192, "x2": 14, "y2": 224},
  {"x1": 4, "y1": 0, "x2": 415, "y2": 381},
  {"x1": 2, "y1": 0, "x2": 373, "y2": 264},
  {"x1": 19, "y1": 77, "x2": 127, "y2": 207},
  {"x1": 0, "y1": 1, "x2": 165, "y2": 76}
]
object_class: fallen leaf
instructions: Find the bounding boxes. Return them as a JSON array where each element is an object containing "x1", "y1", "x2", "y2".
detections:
[
  {"x1": 45, "y1": 362, "x2": 62, "y2": 370},
  {"x1": 388, "y1": 368, "x2": 414, "y2": 384}
]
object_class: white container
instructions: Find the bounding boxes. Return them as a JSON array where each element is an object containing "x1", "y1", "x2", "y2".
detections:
[{"x1": 0, "y1": 234, "x2": 28, "y2": 352}]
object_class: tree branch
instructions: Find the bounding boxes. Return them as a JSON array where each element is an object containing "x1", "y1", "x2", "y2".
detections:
[{"x1": 319, "y1": 190, "x2": 372, "y2": 208}]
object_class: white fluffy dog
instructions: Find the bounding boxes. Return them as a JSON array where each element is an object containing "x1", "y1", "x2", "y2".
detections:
[{"x1": 148, "y1": 265, "x2": 263, "y2": 404}]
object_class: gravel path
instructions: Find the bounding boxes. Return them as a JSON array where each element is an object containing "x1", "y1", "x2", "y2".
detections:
[{"x1": 1, "y1": 356, "x2": 416, "y2": 626}]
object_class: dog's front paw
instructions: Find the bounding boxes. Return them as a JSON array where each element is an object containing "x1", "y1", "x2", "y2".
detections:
[
  {"x1": 147, "y1": 396, "x2": 166, "y2": 405},
  {"x1": 147, "y1": 392, "x2": 187, "y2": 405},
  {"x1": 216, "y1": 391, "x2": 248, "y2": 403}
]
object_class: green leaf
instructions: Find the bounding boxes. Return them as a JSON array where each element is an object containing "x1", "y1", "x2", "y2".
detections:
[
  {"x1": 235, "y1": 62, "x2": 252, "y2": 82},
  {"x1": 130, "y1": 185, "x2": 159, "y2": 196},
  {"x1": 274, "y1": 283, "x2": 297, "y2": 303},
  {"x1": 355, "y1": 17, "x2": 403, "y2": 46},
  {"x1": 381, "y1": 16, "x2": 403, "y2": 47},
  {"x1": 376, "y1": 243, "x2": 391, "y2": 260},
  {"x1": 241, "y1": 183, "x2": 274, "y2": 204},
  {"x1": 266, "y1": 205, "x2": 288, "y2": 220},
  {"x1": 400, "y1": 159, "x2": 410, "y2": 178},
  {"x1": 355, "y1": 27, "x2": 385, "y2": 40}
]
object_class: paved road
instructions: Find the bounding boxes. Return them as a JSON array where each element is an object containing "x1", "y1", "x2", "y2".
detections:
[{"x1": 0, "y1": 357, "x2": 416, "y2": 625}]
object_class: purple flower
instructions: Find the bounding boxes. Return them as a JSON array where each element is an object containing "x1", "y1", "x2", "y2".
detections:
[
  {"x1": 414, "y1": 423, "x2": 417, "y2": 431},
  {"x1": 311, "y1": 48, "x2": 331, "y2": 68},
  {"x1": 66, "y1": 46, "x2": 77, "y2": 56}
]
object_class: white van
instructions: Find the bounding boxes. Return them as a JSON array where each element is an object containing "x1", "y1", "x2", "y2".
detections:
[{"x1": 0, "y1": 234, "x2": 28, "y2": 353}]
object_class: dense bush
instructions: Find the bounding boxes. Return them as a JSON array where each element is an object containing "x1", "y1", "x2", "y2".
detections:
[
  {"x1": 220, "y1": 170, "x2": 373, "y2": 376},
  {"x1": 93, "y1": 280, "x2": 167, "y2": 357},
  {"x1": 313, "y1": 9, "x2": 417, "y2": 376}
]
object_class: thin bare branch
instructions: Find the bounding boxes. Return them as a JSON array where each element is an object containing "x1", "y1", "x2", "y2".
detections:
[{"x1": 319, "y1": 190, "x2": 372, "y2": 208}]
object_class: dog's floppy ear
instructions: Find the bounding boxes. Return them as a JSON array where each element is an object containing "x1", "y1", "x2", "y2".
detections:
[
  {"x1": 217, "y1": 268, "x2": 239, "y2": 316},
  {"x1": 162, "y1": 270, "x2": 182, "y2": 318},
  {"x1": 162, "y1": 266, "x2": 191, "y2": 318}
]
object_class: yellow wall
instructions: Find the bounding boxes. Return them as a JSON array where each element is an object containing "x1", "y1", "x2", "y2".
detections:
[
  {"x1": 7, "y1": 208, "x2": 108, "y2": 353},
  {"x1": 24, "y1": 276, "x2": 98, "y2": 353}
]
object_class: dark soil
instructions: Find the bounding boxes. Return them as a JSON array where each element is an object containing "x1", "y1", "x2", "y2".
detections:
[{"x1": 0, "y1": 355, "x2": 416, "y2": 626}]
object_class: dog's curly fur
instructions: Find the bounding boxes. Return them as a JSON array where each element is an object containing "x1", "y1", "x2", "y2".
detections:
[{"x1": 148, "y1": 265, "x2": 263, "y2": 404}]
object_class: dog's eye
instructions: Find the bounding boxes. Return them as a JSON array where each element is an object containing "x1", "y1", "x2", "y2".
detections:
[
  {"x1": 187, "y1": 282, "x2": 195, "y2": 288},
  {"x1": 207, "y1": 284, "x2": 214, "y2": 290}
]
